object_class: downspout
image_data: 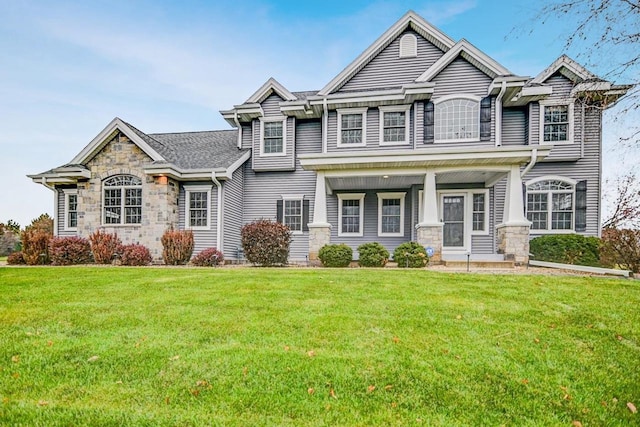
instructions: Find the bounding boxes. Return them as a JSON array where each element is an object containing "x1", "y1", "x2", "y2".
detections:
[
  {"x1": 211, "y1": 171, "x2": 223, "y2": 250},
  {"x1": 234, "y1": 111, "x2": 242, "y2": 149},
  {"x1": 322, "y1": 98, "x2": 328, "y2": 153},
  {"x1": 41, "y1": 177, "x2": 57, "y2": 235},
  {"x1": 580, "y1": 102, "x2": 585, "y2": 158},
  {"x1": 521, "y1": 148, "x2": 538, "y2": 178},
  {"x1": 495, "y1": 81, "x2": 507, "y2": 147}
]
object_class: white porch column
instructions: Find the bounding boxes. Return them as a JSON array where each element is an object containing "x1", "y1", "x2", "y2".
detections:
[
  {"x1": 416, "y1": 170, "x2": 443, "y2": 263},
  {"x1": 308, "y1": 171, "x2": 331, "y2": 263},
  {"x1": 501, "y1": 164, "x2": 529, "y2": 226},
  {"x1": 496, "y1": 164, "x2": 531, "y2": 265}
]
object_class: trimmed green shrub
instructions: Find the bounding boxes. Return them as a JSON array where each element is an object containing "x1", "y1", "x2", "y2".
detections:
[
  {"x1": 90, "y1": 230, "x2": 123, "y2": 264},
  {"x1": 49, "y1": 236, "x2": 93, "y2": 265},
  {"x1": 393, "y1": 241, "x2": 428, "y2": 268},
  {"x1": 241, "y1": 220, "x2": 292, "y2": 266},
  {"x1": 161, "y1": 228, "x2": 194, "y2": 265},
  {"x1": 7, "y1": 251, "x2": 26, "y2": 265},
  {"x1": 529, "y1": 234, "x2": 601, "y2": 267},
  {"x1": 357, "y1": 242, "x2": 389, "y2": 267},
  {"x1": 192, "y1": 248, "x2": 224, "y2": 267},
  {"x1": 318, "y1": 244, "x2": 353, "y2": 267},
  {"x1": 120, "y1": 244, "x2": 152, "y2": 266},
  {"x1": 600, "y1": 228, "x2": 640, "y2": 273}
]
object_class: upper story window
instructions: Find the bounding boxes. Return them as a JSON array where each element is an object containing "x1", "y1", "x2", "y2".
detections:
[
  {"x1": 539, "y1": 100, "x2": 574, "y2": 144},
  {"x1": 103, "y1": 175, "x2": 142, "y2": 225},
  {"x1": 377, "y1": 192, "x2": 405, "y2": 237},
  {"x1": 260, "y1": 117, "x2": 286, "y2": 156},
  {"x1": 185, "y1": 185, "x2": 211, "y2": 230},
  {"x1": 379, "y1": 105, "x2": 411, "y2": 145},
  {"x1": 399, "y1": 33, "x2": 417, "y2": 58},
  {"x1": 434, "y1": 96, "x2": 480, "y2": 142},
  {"x1": 526, "y1": 178, "x2": 575, "y2": 232},
  {"x1": 338, "y1": 193, "x2": 365, "y2": 237},
  {"x1": 337, "y1": 108, "x2": 367, "y2": 147},
  {"x1": 63, "y1": 189, "x2": 78, "y2": 230}
]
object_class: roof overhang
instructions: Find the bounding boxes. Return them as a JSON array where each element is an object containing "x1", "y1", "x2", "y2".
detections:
[
  {"x1": 220, "y1": 104, "x2": 263, "y2": 126},
  {"x1": 143, "y1": 150, "x2": 251, "y2": 181},
  {"x1": 28, "y1": 165, "x2": 91, "y2": 185},
  {"x1": 305, "y1": 82, "x2": 435, "y2": 110}
]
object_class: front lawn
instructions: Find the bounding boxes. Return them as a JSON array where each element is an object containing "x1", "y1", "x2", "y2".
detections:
[{"x1": 0, "y1": 267, "x2": 638, "y2": 425}]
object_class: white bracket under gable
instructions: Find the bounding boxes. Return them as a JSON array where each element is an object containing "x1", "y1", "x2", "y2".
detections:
[
  {"x1": 70, "y1": 117, "x2": 165, "y2": 165},
  {"x1": 318, "y1": 10, "x2": 455, "y2": 96},
  {"x1": 531, "y1": 55, "x2": 598, "y2": 85},
  {"x1": 416, "y1": 39, "x2": 511, "y2": 83},
  {"x1": 245, "y1": 77, "x2": 297, "y2": 104}
]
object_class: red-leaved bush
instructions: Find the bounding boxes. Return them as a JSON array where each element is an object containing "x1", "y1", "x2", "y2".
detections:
[
  {"x1": 161, "y1": 228, "x2": 194, "y2": 265},
  {"x1": 191, "y1": 247, "x2": 224, "y2": 267},
  {"x1": 600, "y1": 228, "x2": 640, "y2": 273},
  {"x1": 49, "y1": 236, "x2": 93, "y2": 265},
  {"x1": 7, "y1": 251, "x2": 26, "y2": 265},
  {"x1": 120, "y1": 244, "x2": 152, "y2": 266},
  {"x1": 241, "y1": 220, "x2": 291, "y2": 266},
  {"x1": 89, "y1": 230, "x2": 123, "y2": 264}
]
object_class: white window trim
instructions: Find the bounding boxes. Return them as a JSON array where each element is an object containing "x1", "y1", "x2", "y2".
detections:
[
  {"x1": 338, "y1": 193, "x2": 365, "y2": 237},
  {"x1": 337, "y1": 107, "x2": 367, "y2": 147},
  {"x1": 101, "y1": 176, "x2": 143, "y2": 226},
  {"x1": 281, "y1": 194, "x2": 304, "y2": 235},
  {"x1": 379, "y1": 105, "x2": 411, "y2": 146},
  {"x1": 184, "y1": 184, "x2": 212, "y2": 230},
  {"x1": 525, "y1": 176, "x2": 576, "y2": 233},
  {"x1": 259, "y1": 116, "x2": 287, "y2": 157},
  {"x1": 539, "y1": 99, "x2": 575, "y2": 146},
  {"x1": 418, "y1": 189, "x2": 489, "y2": 237},
  {"x1": 433, "y1": 94, "x2": 481, "y2": 144},
  {"x1": 63, "y1": 189, "x2": 78, "y2": 231},
  {"x1": 377, "y1": 192, "x2": 406, "y2": 237}
]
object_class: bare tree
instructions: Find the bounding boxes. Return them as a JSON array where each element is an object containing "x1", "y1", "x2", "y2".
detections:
[{"x1": 602, "y1": 173, "x2": 640, "y2": 229}]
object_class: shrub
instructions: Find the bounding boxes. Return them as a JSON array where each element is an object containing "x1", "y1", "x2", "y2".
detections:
[
  {"x1": 318, "y1": 244, "x2": 353, "y2": 267},
  {"x1": 120, "y1": 244, "x2": 152, "y2": 266},
  {"x1": 529, "y1": 234, "x2": 601, "y2": 267},
  {"x1": 0, "y1": 231, "x2": 19, "y2": 257},
  {"x1": 393, "y1": 242, "x2": 428, "y2": 268},
  {"x1": 192, "y1": 247, "x2": 225, "y2": 267},
  {"x1": 161, "y1": 228, "x2": 194, "y2": 265},
  {"x1": 241, "y1": 220, "x2": 291, "y2": 266},
  {"x1": 22, "y1": 229, "x2": 52, "y2": 265},
  {"x1": 89, "y1": 230, "x2": 123, "y2": 264},
  {"x1": 600, "y1": 228, "x2": 640, "y2": 273},
  {"x1": 7, "y1": 251, "x2": 26, "y2": 265},
  {"x1": 49, "y1": 236, "x2": 93, "y2": 265},
  {"x1": 357, "y1": 242, "x2": 389, "y2": 267}
]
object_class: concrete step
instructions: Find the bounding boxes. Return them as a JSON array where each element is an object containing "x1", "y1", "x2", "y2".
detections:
[{"x1": 441, "y1": 260, "x2": 515, "y2": 269}]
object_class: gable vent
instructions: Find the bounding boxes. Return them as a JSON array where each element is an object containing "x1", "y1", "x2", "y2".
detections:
[{"x1": 399, "y1": 33, "x2": 417, "y2": 58}]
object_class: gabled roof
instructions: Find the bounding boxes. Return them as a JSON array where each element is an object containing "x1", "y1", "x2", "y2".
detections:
[
  {"x1": 318, "y1": 10, "x2": 456, "y2": 96},
  {"x1": 415, "y1": 39, "x2": 512, "y2": 82},
  {"x1": 531, "y1": 54, "x2": 599, "y2": 84},
  {"x1": 245, "y1": 77, "x2": 297, "y2": 103}
]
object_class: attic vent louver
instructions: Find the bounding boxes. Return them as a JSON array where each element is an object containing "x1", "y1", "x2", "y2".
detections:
[{"x1": 399, "y1": 33, "x2": 417, "y2": 58}]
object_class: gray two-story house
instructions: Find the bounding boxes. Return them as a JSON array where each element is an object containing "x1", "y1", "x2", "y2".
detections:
[{"x1": 29, "y1": 11, "x2": 629, "y2": 265}]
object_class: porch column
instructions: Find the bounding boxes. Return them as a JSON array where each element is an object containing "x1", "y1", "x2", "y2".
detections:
[
  {"x1": 308, "y1": 171, "x2": 332, "y2": 263},
  {"x1": 416, "y1": 170, "x2": 443, "y2": 263},
  {"x1": 496, "y1": 164, "x2": 531, "y2": 265}
]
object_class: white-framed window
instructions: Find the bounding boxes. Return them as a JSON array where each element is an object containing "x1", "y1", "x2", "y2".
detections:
[
  {"x1": 260, "y1": 116, "x2": 287, "y2": 156},
  {"x1": 379, "y1": 105, "x2": 411, "y2": 145},
  {"x1": 63, "y1": 189, "x2": 78, "y2": 230},
  {"x1": 539, "y1": 100, "x2": 574, "y2": 145},
  {"x1": 337, "y1": 108, "x2": 367, "y2": 147},
  {"x1": 434, "y1": 95, "x2": 480, "y2": 142},
  {"x1": 377, "y1": 192, "x2": 406, "y2": 237},
  {"x1": 185, "y1": 185, "x2": 212, "y2": 230},
  {"x1": 282, "y1": 195, "x2": 304, "y2": 234},
  {"x1": 338, "y1": 193, "x2": 365, "y2": 237},
  {"x1": 526, "y1": 177, "x2": 575, "y2": 232},
  {"x1": 418, "y1": 188, "x2": 489, "y2": 236},
  {"x1": 399, "y1": 33, "x2": 417, "y2": 58},
  {"x1": 102, "y1": 175, "x2": 142, "y2": 225}
]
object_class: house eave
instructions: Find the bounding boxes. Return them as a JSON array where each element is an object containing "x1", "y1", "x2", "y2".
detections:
[{"x1": 307, "y1": 83, "x2": 435, "y2": 109}]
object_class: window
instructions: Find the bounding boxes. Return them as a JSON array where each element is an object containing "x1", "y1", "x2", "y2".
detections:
[
  {"x1": 284, "y1": 199, "x2": 303, "y2": 233},
  {"x1": 472, "y1": 193, "x2": 485, "y2": 232},
  {"x1": 539, "y1": 101, "x2": 573, "y2": 144},
  {"x1": 379, "y1": 105, "x2": 411, "y2": 145},
  {"x1": 377, "y1": 192, "x2": 405, "y2": 237},
  {"x1": 185, "y1": 186, "x2": 211, "y2": 229},
  {"x1": 434, "y1": 96, "x2": 480, "y2": 142},
  {"x1": 526, "y1": 178, "x2": 575, "y2": 231},
  {"x1": 103, "y1": 175, "x2": 142, "y2": 225},
  {"x1": 399, "y1": 33, "x2": 417, "y2": 58},
  {"x1": 260, "y1": 117, "x2": 286, "y2": 156},
  {"x1": 63, "y1": 189, "x2": 78, "y2": 230},
  {"x1": 337, "y1": 108, "x2": 367, "y2": 147},
  {"x1": 338, "y1": 193, "x2": 365, "y2": 236}
]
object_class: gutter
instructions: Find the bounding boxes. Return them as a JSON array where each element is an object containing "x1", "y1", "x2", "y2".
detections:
[
  {"x1": 495, "y1": 81, "x2": 507, "y2": 147},
  {"x1": 211, "y1": 171, "x2": 223, "y2": 251},
  {"x1": 322, "y1": 98, "x2": 328, "y2": 153},
  {"x1": 233, "y1": 111, "x2": 242, "y2": 149},
  {"x1": 521, "y1": 148, "x2": 538, "y2": 178},
  {"x1": 42, "y1": 177, "x2": 58, "y2": 236}
]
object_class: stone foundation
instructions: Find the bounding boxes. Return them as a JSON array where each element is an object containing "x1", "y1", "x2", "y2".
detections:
[
  {"x1": 416, "y1": 224, "x2": 443, "y2": 263},
  {"x1": 496, "y1": 224, "x2": 530, "y2": 265},
  {"x1": 308, "y1": 224, "x2": 331, "y2": 264}
]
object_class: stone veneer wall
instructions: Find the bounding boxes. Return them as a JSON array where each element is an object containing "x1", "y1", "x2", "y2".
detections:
[
  {"x1": 416, "y1": 224, "x2": 443, "y2": 263},
  {"x1": 496, "y1": 225, "x2": 530, "y2": 265},
  {"x1": 76, "y1": 134, "x2": 179, "y2": 260},
  {"x1": 308, "y1": 225, "x2": 331, "y2": 264}
]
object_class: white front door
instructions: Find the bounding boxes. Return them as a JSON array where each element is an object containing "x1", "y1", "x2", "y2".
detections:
[{"x1": 441, "y1": 194, "x2": 468, "y2": 252}]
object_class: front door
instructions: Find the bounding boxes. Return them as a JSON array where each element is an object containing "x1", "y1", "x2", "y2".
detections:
[{"x1": 442, "y1": 194, "x2": 467, "y2": 251}]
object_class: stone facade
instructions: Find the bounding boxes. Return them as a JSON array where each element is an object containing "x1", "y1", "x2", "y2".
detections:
[
  {"x1": 416, "y1": 224, "x2": 443, "y2": 263},
  {"x1": 496, "y1": 224, "x2": 530, "y2": 265},
  {"x1": 77, "y1": 133, "x2": 179, "y2": 260},
  {"x1": 307, "y1": 225, "x2": 331, "y2": 264}
]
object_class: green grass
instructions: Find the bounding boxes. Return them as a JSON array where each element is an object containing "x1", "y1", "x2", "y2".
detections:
[{"x1": 0, "y1": 267, "x2": 638, "y2": 426}]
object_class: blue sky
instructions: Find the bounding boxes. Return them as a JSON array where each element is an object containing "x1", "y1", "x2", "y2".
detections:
[{"x1": 0, "y1": 0, "x2": 635, "y2": 227}]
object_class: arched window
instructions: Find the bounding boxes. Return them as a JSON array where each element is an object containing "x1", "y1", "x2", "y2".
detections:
[
  {"x1": 399, "y1": 33, "x2": 417, "y2": 58},
  {"x1": 526, "y1": 178, "x2": 574, "y2": 231},
  {"x1": 434, "y1": 97, "x2": 480, "y2": 142},
  {"x1": 103, "y1": 175, "x2": 142, "y2": 225}
]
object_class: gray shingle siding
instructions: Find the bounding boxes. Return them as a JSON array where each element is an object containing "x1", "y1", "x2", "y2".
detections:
[
  {"x1": 55, "y1": 188, "x2": 77, "y2": 237},
  {"x1": 222, "y1": 166, "x2": 244, "y2": 260},
  {"x1": 251, "y1": 94, "x2": 296, "y2": 171},
  {"x1": 502, "y1": 108, "x2": 526, "y2": 146},
  {"x1": 178, "y1": 183, "x2": 218, "y2": 254}
]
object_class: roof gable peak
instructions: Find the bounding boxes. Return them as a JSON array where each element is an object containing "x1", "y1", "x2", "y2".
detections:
[
  {"x1": 532, "y1": 54, "x2": 599, "y2": 84},
  {"x1": 245, "y1": 77, "x2": 297, "y2": 103}
]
